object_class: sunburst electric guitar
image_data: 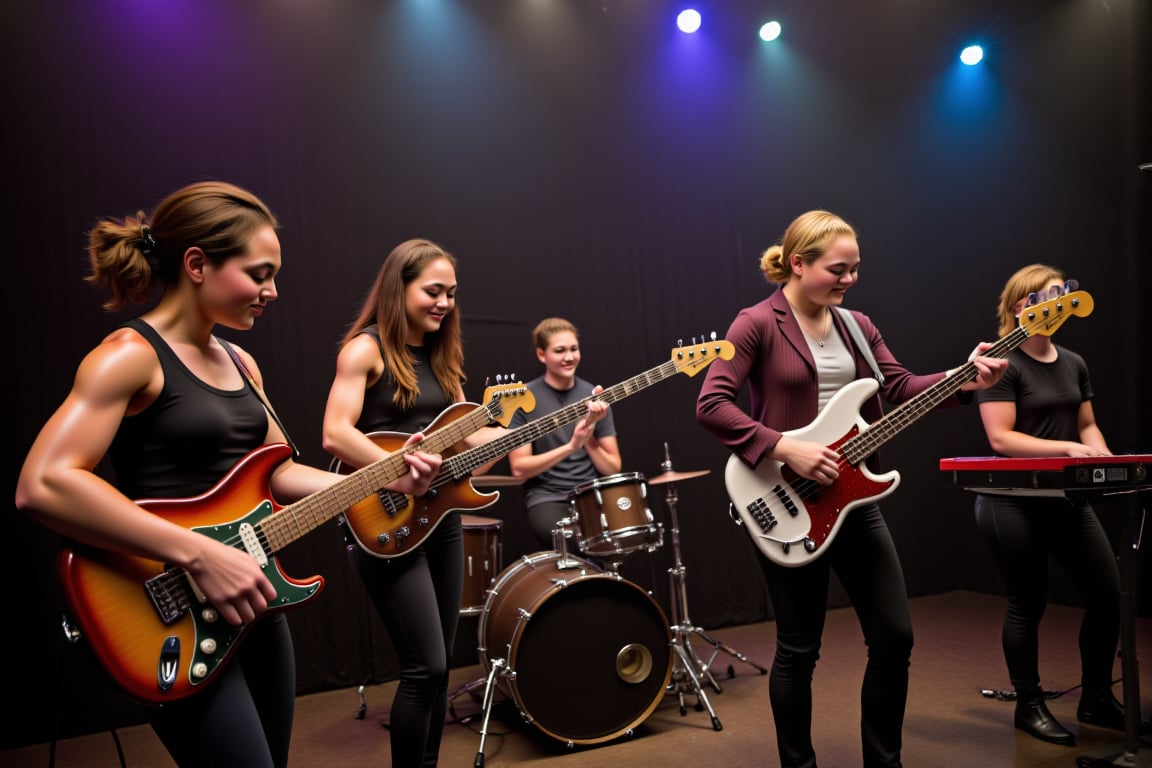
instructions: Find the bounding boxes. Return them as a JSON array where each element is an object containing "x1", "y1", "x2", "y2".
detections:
[
  {"x1": 56, "y1": 382, "x2": 533, "y2": 704},
  {"x1": 336, "y1": 337, "x2": 734, "y2": 557},
  {"x1": 725, "y1": 291, "x2": 1094, "y2": 567}
]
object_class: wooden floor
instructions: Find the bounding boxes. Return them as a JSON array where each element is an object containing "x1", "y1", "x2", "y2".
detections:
[{"x1": 4, "y1": 591, "x2": 1150, "y2": 767}]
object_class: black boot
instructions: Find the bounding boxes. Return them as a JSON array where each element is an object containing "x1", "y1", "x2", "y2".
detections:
[
  {"x1": 1015, "y1": 686, "x2": 1076, "y2": 746},
  {"x1": 1077, "y1": 689, "x2": 1125, "y2": 730}
]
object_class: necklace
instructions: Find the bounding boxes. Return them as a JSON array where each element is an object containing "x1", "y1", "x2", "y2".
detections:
[{"x1": 794, "y1": 306, "x2": 831, "y2": 347}]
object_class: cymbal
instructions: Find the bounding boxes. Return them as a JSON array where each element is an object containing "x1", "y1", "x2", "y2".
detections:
[
  {"x1": 647, "y1": 469, "x2": 710, "y2": 485},
  {"x1": 471, "y1": 475, "x2": 524, "y2": 487}
]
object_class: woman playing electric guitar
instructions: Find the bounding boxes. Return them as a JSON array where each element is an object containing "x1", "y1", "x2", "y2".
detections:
[
  {"x1": 14, "y1": 182, "x2": 441, "y2": 768},
  {"x1": 322, "y1": 239, "x2": 565, "y2": 768},
  {"x1": 696, "y1": 209, "x2": 1007, "y2": 768}
]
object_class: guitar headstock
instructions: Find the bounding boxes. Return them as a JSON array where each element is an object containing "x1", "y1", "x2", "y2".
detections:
[
  {"x1": 672, "y1": 338, "x2": 735, "y2": 377},
  {"x1": 482, "y1": 380, "x2": 536, "y2": 426},
  {"x1": 1018, "y1": 290, "x2": 1094, "y2": 338}
]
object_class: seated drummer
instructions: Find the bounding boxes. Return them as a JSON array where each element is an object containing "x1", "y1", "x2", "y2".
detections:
[{"x1": 507, "y1": 317, "x2": 618, "y2": 549}]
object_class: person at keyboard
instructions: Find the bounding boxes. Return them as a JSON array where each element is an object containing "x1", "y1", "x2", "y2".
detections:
[{"x1": 974, "y1": 263, "x2": 1124, "y2": 746}]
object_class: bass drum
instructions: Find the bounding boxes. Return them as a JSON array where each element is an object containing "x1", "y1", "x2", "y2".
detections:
[{"x1": 477, "y1": 551, "x2": 672, "y2": 745}]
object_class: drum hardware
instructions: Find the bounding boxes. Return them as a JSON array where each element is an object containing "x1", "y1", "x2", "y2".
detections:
[{"x1": 657, "y1": 443, "x2": 768, "y2": 727}]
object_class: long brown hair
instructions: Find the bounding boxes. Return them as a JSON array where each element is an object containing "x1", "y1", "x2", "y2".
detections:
[{"x1": 342, "y1": 239, "x2": 465, "y2": 409}]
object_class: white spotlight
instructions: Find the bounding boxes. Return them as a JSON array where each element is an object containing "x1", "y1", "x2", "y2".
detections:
[
  {"x1": 677, "y1": 8, "x2": 701, "y2": 34},
  {"x1": 759, "y1": 21, "x2": 782, "y2": 42},
  {"x1": 960, "y1": 45, "x2": 984, "y2": 66}
]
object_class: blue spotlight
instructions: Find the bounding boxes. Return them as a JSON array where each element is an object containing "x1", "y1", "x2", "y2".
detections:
[
  {"x1": 960, "y1": 45, "x2": 984, "y2": 66},
  {"x1": 759, "y1": 21, "x2": 782, "y2": 42},
  {"x1": 677, "y1": 8, "x2": 701, "y2": 34}
]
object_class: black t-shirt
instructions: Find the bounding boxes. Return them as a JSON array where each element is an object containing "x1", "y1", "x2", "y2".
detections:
[{"x1": 975, "y1": 345, "x2": 1093, "y2": 448}]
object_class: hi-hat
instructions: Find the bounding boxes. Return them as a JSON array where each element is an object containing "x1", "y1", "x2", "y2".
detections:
[
  {"x1": 647, "y1": 469, "x2": 710, "y2": 485},
  {"x1": 471, "y1": 475, "x2": 524, "y2": 487}
]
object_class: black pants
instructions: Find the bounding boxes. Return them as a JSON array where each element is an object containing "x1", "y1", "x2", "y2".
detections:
[
  {"x1": 526, "y1": 500, "x2": 571, "y2": 550},
  {"x1": 759, "y1": 503, "x2": 912, "y2": 768},
  {"x1": 974, "y1": 494, "x2": 1120, "y2": 693},
  {"x1": 147, "y1": 613, "x2": 296, "y2": 768},
  {"x1": 350, "y1": 513, "x2": 464, "y2": 768}
]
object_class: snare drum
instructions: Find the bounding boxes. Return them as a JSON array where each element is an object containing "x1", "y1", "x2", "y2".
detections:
[
  {"x1": 460, "y1": 514, "x2": 502, "y2": 615},
  {"x1": 477, "y1": 551, "x2": 671, "y2": 744},
  {"x1": 568, "y1": 472, "x2": 662, "y2": 558}
]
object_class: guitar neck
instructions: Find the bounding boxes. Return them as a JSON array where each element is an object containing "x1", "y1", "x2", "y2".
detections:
[
  {"x1": 841, "y1": 326, "x2": 1029, "y2": 464},
  {"x1": 259, "y1": 399, "x2": 501, "y2": 551},
  {"x1": 442, "y1": 358, "x2": 684, "y2": 477}
]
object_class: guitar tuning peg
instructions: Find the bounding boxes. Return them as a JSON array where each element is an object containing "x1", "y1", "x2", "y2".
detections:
[
  {"x1": 710, "y1": 331, "x2": 718, "y2": 341},
  {"x1": 677, "y1": 338, "x2": 684, "y2": 348}
]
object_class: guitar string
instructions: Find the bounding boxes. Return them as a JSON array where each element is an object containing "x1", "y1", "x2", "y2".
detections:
[
  {"x1": 789, "y1": 320, "x2": 1039, "y2": 504},
  {"x1": 148, "y1": 396, "x2": 510, "y2": 601},
  {"x1": 152, "y1": 344, "x2": 725, "y2": 600}
]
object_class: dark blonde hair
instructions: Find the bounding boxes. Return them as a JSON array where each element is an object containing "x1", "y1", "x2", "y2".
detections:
[
  {"x1": 86, "y1": 181, "x2": 278, "y2": 310},
  {"x1": 343, "y1": 238, "x2": 464, "y2": 409},
  {"x1": 759, "y1": 210, "x2": 856, "y2": 285},
  {"x1": 532, "y1": 317, "x2": 579, "y2": 350},
  {"x1": 995, "y1": 263, "x2": 1066, "y2": 338}
]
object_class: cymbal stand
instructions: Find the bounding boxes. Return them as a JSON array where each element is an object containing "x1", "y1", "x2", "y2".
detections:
[{"x1": 660, "y1": 445, "x2": 767, "y2": 727}]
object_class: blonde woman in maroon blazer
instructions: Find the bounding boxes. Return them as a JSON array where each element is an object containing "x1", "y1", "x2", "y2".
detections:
[{"x1": 697, "y1": 210, "x2": 1006, "y2": 768}]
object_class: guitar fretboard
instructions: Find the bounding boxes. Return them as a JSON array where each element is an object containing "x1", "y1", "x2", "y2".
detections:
[
  {"x1": 840, "y1": 291, "x2": 1090, "y2": 465},
  {"x1": 258, "y1": 396, "x2": 507, "y2": 551},
  {"x1": 439, "y1": 348, "x2": 719, "y2": 480}
]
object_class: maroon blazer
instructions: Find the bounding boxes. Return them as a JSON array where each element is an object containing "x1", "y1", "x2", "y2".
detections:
[{"x1": 697, "y1": 289, "x2": 965, "y2": 470}]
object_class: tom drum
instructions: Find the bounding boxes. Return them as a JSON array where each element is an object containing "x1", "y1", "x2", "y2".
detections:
[
  {"x1": 460, "y1": 514, "x2": 502, "y2": 616},
  {"x1": 568, "y1": 472, "x2": 662, "y2": 558}
]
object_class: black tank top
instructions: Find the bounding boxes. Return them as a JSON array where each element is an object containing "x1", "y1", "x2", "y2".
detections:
[
  {"x1": 354, "y1": 325, "x2": 452, "y2": 435},
  {"x1": 108, "y1": 318, "x2": 268, "y2": 499}
]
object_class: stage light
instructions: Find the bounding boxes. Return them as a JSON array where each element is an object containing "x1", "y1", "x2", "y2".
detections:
[
  {"x1": 759, "y1": 21, "x2": 781, "y2": 42},
  {"x1": 677, "y1": 8, "x2": 701, "y2": 34},
  {"x1": 960, "y1": 45, "x2": 984, "y2": 66}
]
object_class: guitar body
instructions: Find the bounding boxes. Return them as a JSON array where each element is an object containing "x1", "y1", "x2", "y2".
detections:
[
  {"x1": 58, "y1": 444, "x2": 324, "y2": 704},
  {"x1": 333, "y1": 402, "x2": 501, "y2": 558},
  {"x1": 725, "y1": 378, "x2": 900, "y2": 567}
]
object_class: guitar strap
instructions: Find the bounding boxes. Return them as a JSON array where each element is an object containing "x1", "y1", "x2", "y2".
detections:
[
  {"x1": 834, "y1": 307, "x2": 885, "y2": 386},
  {"x1": 220, "y1": 338, "x2": 301, "y2": 459}
]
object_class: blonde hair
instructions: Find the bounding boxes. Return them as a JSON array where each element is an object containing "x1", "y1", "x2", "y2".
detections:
[
  {"x1": 532, "y1": 317, "x2": 578, "y2": 350},
  {"x1": 995, "y1": 263, "x2": 1066, "y2": 338},
  {"x1": 759, "y1": 210, "x2": 856, "y2": 285}
]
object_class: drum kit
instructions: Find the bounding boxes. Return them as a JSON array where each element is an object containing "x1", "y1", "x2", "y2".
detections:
[{"x1": 455, "y1": 445, "x2": 767, "y2": 763}]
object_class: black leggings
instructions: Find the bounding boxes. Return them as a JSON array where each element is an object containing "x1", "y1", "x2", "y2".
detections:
[
  {"x1": 147, "y1": 613, "x2": 296, "y2": 768},
  {"x1": 349, "y1": 513, "x2": 464, "y2": 768},
  {"x1": 974, "y1": 494, "x2": 1120, "y2": 692},
  {"x1": 759, "y1": 503, "x2": 912, "y2": 768}
]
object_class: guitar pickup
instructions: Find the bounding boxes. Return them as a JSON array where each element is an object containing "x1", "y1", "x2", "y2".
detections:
[{"x1": 772, "y1": 485, "x2": 800, "y2": 518}]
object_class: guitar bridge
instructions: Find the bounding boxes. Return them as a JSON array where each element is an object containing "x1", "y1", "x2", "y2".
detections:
[
  {"x1": 145, "y1": 568, "x2": 192, "y2": 625},
  {"x1": 746, "y1": 498, "x2": 778, "y2": 532}
]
